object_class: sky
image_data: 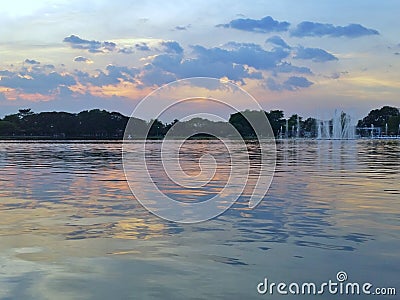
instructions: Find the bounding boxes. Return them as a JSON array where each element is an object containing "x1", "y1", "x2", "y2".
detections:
[{"x1": 1, "y1": 0, "x2": 399, "y2": 121}]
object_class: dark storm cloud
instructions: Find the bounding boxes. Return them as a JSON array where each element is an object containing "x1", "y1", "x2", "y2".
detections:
[
  {"x1": 291, "y1": 21, "x2": 379, "y2": 38},
  {"x1": 217, "y1": 16, "x2": 290, "y2": 33},
  {"x1": 294, "y1": 46, "x2": 338, "y2": 62}
]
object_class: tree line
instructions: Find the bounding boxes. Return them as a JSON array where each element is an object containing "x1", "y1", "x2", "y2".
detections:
[{"x1": 0, "y1": 106, "x2": 398, "y2": 139}]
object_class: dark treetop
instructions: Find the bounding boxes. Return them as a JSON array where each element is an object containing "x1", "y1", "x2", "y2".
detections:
[{"x1": 0, "y1": 106, "x2": 398, "y2": 139}]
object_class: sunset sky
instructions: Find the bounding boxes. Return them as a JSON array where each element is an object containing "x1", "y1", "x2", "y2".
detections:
[{"x1": 1, "y1": 0, "x2": 399, "y2": 120}]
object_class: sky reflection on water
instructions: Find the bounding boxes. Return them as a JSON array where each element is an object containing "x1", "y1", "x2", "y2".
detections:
[{"x1": 0, "y1": 140, "x2": 399, "y2": 299}]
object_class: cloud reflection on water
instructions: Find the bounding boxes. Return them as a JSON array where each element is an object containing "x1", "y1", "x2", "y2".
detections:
[{"x1": 0, "y1": 140, "x2": 399, "y2": 299}]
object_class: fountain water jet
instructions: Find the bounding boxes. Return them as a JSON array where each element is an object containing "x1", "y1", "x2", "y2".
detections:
[
  {"x1": 285, "y1": 119, "x2": 289, "y2": 138},
  {"x1": 296, "y1": 116, "x2": 300, "y2": 138},
  {"x1": 316, "y1": 110, "x2": 355, "y2": 140}
]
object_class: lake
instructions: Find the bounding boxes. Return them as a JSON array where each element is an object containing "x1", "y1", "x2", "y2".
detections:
[{"x1": 0, "y1": 140, "x2": 399, "y2": 299}]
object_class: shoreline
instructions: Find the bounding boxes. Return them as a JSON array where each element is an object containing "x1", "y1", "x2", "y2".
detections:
[{"x1": 1, "y1": 136, "x2": 399, "y2": 142}]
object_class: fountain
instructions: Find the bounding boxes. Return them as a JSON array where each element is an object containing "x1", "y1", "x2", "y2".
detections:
[
  {"x1": 317, "y1": 121, "x2": 322, "y2": 139},
  {"x1": 296, "y1": 116, "x2": 300, "y2": 138},
  {"x1": 323, "y1": 120, "x2": 330, "y2": 139},
  {"x1": 316, "y1": 110, "x2": 355, "y2": 140},
  {"x1": 285, "y1": 119, "x2": 289, "y2": 138}
]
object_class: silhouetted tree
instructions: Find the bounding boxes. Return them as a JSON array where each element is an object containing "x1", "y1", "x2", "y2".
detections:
[
  {"x1": 303, "y1": 117, "x2": 317, "y2": 137},
  {"x1": 357, "y1": 106, "x2": 399, "y2": 128},
  {"x1": 266, "y1": 110, "x2": 285, "y2": 136},
  {"x1": 147, "y1": 119, "x2": 165, "y2": 138}
]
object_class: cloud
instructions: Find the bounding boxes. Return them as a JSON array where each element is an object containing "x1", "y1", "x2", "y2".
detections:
[
  {"x1": 118, "y1": 47, "x2": 134, "y2": 54},
  {"x1": 2, "y1": 36, "x2": 328, "y2": 101},
  {"x1": 103, "y1": 41, "x2": 117, "y2": 51},
  {"x1": 179, "y1": 59, "x2": 262, "y2": 82},
  {"x1": 142, "y1": 45, "x2": 264, "y2": 85},
  {"x1": 106, "y1": 65, "x2": 139, "y2": 78},
  {"x1": 0, "y1": 69, "x2": 76, "y2": 95},
  {"x1": 112, "y1": 42, "x2": 150, "y2": 54},
  {"x1": 135, "y1": 42, "x2": 150, "y2": 51},
  {"x1": 73, "y1": 56, "x2": 92, "y2": 63},
  {"x1": 150, "y1": 53, "x2": 183, "y2": 71},
  {"x1": 63, "y1": 35, "x2": 100, "y2": 51},
  {"x1": 63, "y1": 35, "x2": 117, "y2": 53},
  {"x1": 139, "y1": 65, "x2": 176, "y2": 87},
  {"x1": 294, "y1": 46, "x2": 337, "y2": 62},
  {"x1": 224, "y1": 41, "x2": 264, "y2": 50},
  {"x1": 274, "y1": 62, "x2": 312, "y2": 74},
  {"x1": 0, "y1": 92, "x2": 6, "y2": 102},
  {"x1": 75, "y1": 65, "x2": 139, "y2": 87},
  {"x1": 174, "y1": 25, "x2": 190, "y2": 31},
  {"x1": 0, "y1": 61, "x2": 141, "y2": 102},
  {"x1": 191, "y1": 43, "x2": 289, "y2": 70},
  {"x1": 72, "y1": 70, "x2": 115, "y2": 90},
  {"x1": 217, "y1": 16, "x2": 290, "y2": 33},
  {"x1": 141, "y1": 42, "x2": 322, "y2": 86},
  {"x1": 284, "y1": 76, "x2": 313, "y2": 89},
  {"x1": 267, "y1": 76, "x2": 313, "y2": 91},
  {"x1": 161, "y1": 41, "x2": 184, "y2": 54},
  {"x1": 326, "y1": 71, "x2": 348, "y2": 79},
  {"x1": 44, "y1": 64, "x2": 55, "y2": 70},
  {"x1": 291, "y1": 21, "x2": 379, "y2": 38},
  {"x1": 266, "y1": 78, "x2": 282, "y2": 91},
  {"x1": 266, "y1": 36, "x2": 291, "y2": 49},
  {"x1": 24, "y1": 59, "x2": 40, "y2": 65},
  {"x1": 0, "y1": 70, "x2": 14, "y2": 77}
]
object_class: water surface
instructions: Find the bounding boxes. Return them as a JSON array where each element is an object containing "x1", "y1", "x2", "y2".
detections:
[{"x1": 0, "y1": 140, "x2": 399, "y2": 299}]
